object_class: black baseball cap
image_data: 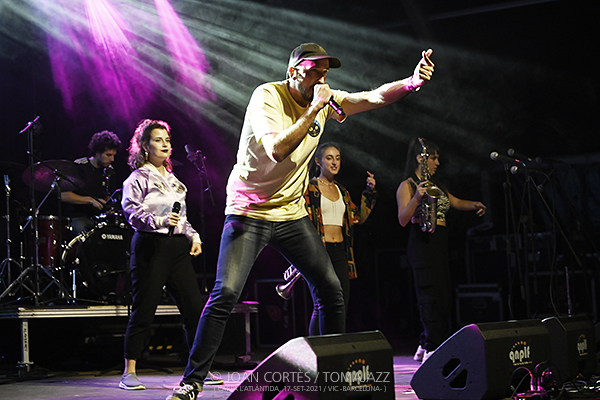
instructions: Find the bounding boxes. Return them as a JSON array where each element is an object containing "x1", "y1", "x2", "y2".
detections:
[{"x1": 287, "y1": 43, "x2": 341, "y2": 69}]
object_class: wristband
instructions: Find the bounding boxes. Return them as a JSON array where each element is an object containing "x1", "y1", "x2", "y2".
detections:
[{"x1": 406, "y1": 77, "x2": 421, "y2": 93}]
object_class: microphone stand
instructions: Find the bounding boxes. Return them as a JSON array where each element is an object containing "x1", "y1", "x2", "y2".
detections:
[
  {"x1": 517, "y1": 166, "x2": 538, "y2": 319},
  {"x1": 529, "y1": 172, "x2": 589, "y2": 318},
  {"x1": 501, "y1": 162, "x2": 524, "y2": 319},
  {"x1": 186, "y1": 146, "x2": 214, "y2": 296}
]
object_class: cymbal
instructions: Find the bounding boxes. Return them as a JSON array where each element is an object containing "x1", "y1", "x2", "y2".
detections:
[{"x1": 22, "y1": 160, "x2": 85, "y2": 192}]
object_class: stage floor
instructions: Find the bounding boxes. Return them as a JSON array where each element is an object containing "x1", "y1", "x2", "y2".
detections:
[{"x1": 0, "y1": 354, "x2": 421, "y2": 400}]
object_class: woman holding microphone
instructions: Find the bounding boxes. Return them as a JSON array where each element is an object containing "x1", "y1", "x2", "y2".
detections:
[{"x1": 119, "y1": 119, "x2": 212, "y2": 390}]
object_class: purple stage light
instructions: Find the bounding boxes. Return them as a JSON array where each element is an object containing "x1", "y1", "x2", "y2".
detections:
[
  {"x1": 85, "y1": 0, "x2": 133, "y2": 60},
  {"x1": 155, "y1": 0, "x2": 214, "y2": 106}
]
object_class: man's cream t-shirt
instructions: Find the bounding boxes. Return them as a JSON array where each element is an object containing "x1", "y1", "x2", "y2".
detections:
[{"x1": 225, "y1": 80, "x2": 347, "y2": 221}]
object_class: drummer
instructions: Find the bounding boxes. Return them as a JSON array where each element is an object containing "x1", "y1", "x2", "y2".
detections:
[{"x1": 60, "y1": 130, "x2": 122, "y2": 235}]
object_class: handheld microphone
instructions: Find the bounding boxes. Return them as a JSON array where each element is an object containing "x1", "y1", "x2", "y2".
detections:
[
  {"x1": 490, "y1": 151, "x2": 520, "y2": 164},
  {"x1": 168, "y1": 201, "x2": 181, "y2": 238},
  {"x1": 328, "y1": 98, "x2": 345, "y2": 117}
]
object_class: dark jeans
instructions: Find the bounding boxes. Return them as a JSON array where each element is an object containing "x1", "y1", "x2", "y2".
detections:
[
  {"x1": 124, "y1": 232, "x2": 203, "y2": 360},
  {"x1": 309, "y1": 241, "x2": 349, "y2": 336},
  {"x1": 183, "y1": 215, "x2": 345, "y2": 384}
]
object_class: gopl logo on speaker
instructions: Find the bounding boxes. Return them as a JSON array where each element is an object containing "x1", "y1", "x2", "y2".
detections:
[
  {"x1": 341, "y1": 358, "x2": 390, "y2": 389},
  {"x1": 509, "y1": 341, "x2": 532, "y2": 366},
  {"x1": 577, "y1": 334, "x2": 588, "y2": 356}
]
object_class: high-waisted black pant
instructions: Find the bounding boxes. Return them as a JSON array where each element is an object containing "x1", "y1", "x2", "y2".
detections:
[{"x1": 124, "y1": 232, "x2": 203, "y2": 360}]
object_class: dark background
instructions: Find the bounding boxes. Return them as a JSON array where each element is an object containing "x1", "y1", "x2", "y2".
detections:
[{"x1": 1, "y1": 0, "x2": 600, "y2": 352}]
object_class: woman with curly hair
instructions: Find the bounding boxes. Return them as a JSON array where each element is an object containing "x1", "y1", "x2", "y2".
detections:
[{"x1": 118, "y1": 119, "x2": 209, "y2": 390}]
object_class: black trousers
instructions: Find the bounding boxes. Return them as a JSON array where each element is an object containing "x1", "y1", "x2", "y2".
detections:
[
  {"x1": 309, "y1": 241, "x2": 349, "y2": 336},
  {"x1": 123, "y1": 232, "x2": 204, "y2": 360},
  {"x1": 407, "y1": 224, "x2": 452, "y2": 352}
]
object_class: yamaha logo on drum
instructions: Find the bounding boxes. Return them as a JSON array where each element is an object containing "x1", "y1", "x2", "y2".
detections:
[{"x1": 101, "y1": 233, "x2": 124, "y2": 241}]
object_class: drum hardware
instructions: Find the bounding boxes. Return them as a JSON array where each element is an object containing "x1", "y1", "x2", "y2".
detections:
[
  {"x1": 1, "y1": 118, "x2": 73, "y2": 304},
  {"x1": 0, "y1": 174, "x2": 24, "y2": 298},
  {"x1": 61, "y1": 227, "x2": 102, "y2": 304},
  {"x1": 4, "y1": 175, "x2": 72, "y2": 303},
  {"x1": 61, "y1": 221, "x2": 132, "y2": 304}
]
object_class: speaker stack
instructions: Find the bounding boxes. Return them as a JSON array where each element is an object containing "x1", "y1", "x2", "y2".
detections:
[
  {"x1": 542, "y1": 315, "x2": 597, "y2": 384},
  {"x1": 227, "y1": 330, "x2": 394, "y2": 400},
  {"x1": 411, "y1": 316, "x2": 597, "y2": 400}
]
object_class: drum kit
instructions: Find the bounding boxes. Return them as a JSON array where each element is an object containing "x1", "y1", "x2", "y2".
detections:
[{"x1": 0, "y1": 121, "x2": 132, "y2": 306}]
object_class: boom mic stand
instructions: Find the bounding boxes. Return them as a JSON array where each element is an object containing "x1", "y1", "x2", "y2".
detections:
[
  {"x1": 526, "y1": 169, "x2": 590, "y2": 317},
  {"x1": 185, "y1": 144, "x2": 214, "y2": 296},
  {"x1": 501, "y1": 162, "x2": 525, "y2": 319},
  {"x1": 512, "y1": 165, "x2": 538, "y2": 319}
]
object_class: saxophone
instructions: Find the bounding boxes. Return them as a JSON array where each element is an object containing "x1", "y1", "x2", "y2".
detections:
[{"x1": 417, "y1": 138, "x2": 443, "y2": 233}]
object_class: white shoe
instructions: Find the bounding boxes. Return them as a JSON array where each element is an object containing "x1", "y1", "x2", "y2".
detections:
[
  {"x1": 119, "y1": 372, "x2": 146, "y2": 390},
  {"x1": 413, "y1": 345, "x2": 426, "y2": 362},
  {"x1": 422, "y1": 350, "x2": 434, "y2": 363},
  {"x1": 204, "y1": 371, "x2": 224, "y2": 385}
]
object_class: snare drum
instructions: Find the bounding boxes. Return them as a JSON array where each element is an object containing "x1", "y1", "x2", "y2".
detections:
[
  {"x1": 62, "y1": 224, "x2": 132, "y2": 301},
  {"x1": 24, "y1": 215, "x2": 71, "y2": 269}
]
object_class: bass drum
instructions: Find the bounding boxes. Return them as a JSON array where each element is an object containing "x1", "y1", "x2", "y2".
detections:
[{"x1": 63, "y1": 224, "x2": 133, "y2": 303}]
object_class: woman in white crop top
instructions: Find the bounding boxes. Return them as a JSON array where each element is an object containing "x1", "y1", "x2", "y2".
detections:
[{"x1": 303, "y1": 142, "x2": 377, "y2": 335}]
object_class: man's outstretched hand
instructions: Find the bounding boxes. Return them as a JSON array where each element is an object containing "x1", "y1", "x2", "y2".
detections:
[{"x1": 412, "y1": 49, "x2": 435, "y2": 88}]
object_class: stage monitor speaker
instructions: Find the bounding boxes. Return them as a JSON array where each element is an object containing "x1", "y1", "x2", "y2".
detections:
[
  {"x1": 410, "y1": 319, "x2": 552, "y2": 400},
  {"x1": 542, "y1": 315, "x2": 597, "y2": 381},
  {"x1": 227, "y1": 330, "x2": 394, "y2": 400}
]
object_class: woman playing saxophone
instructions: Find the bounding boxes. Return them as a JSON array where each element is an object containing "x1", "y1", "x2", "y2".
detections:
[{"x1": 396, "y1": 137, "x2": 486, "y2": 363}]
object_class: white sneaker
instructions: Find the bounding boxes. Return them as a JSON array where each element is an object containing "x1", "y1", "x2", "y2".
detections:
[
  {"x1": 413, "y1": 345, "x2": 426, "y2": 362},
  {"x1": 422, "y1": 350, "x2": 434, "y2": 363},
  {"x1": 119, "y1": 372, "x2": 146, "y2": 390},
  {"x1": 204, "y1": 371, "x2": 224, "y2": 385}
]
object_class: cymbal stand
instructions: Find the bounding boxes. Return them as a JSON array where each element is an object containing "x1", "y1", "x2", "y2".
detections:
[
  {"x1": 1, "y1": 118, "x2": 68, "y2": 304},
  {"x1": 2, "y1": 174, "x2": 70, "y2": 304},
  {"x1": 0, "y1": 174, "x2": 23, "y2": 299},
  {"x1": 1, "y1": 120, "x2": 42, "y2": 303},
  {"x1": 51, "y1": 172, "x2": 70, "y2": 301}
]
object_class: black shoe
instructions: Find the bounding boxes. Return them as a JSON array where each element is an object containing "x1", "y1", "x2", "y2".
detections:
[{"x1": 165, "y1": 382, "x2": 202, "y2": 400}]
